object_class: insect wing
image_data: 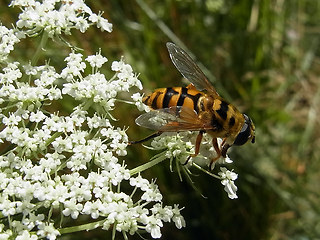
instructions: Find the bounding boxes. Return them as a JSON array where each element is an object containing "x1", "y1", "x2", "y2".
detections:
[
  {"x1": 166, "y1": 42, "x2": 219, "y2": 97},
  {"x1": 135, "y1": 106, "x2": 213, "y2": 132},
  {"x1": 135, "y1": 109, "x2": 178, "y2": 131}
]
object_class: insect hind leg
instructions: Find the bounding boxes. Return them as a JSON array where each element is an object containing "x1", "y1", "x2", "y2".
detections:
[{"x1": 129, "y1": 131, "x2": 163, "y2": 145}]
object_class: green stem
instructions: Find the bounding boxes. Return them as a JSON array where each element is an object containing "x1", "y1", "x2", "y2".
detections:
[
  {"x1": 82, "y1": 99, "x2": 93, "y2": 111},
  {"x1": 129, "y1": 152, "x2": 167, "y2": 176},
  {"x1": 112, "y1": 222, "x2": 117, "y2": 240},
  {"x1": 122, "y1": 231, "x2": 129, "y2": 240},
  {"x1": 115, "y1": 99, "x2": 135, "y2": 105},
  {"x1": 192, "y1": 162, "x2": 221, "y2": 179},
  {"x1": 31, "y1": 31, "x2": 49, "y2": 66},
  {"x1": 45, "y1": 132, "x2": 63, "y2": 147},
  {"x1": 58, "y1": 219, "x2": 106, "y2": 234}
]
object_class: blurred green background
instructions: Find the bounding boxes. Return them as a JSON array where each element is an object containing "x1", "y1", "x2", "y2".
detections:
[{"x1": 1, "y1": 0, "x2": 320, "y2": 239}]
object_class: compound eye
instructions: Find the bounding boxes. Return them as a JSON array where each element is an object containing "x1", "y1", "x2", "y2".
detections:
[{"x1": 234, "y1": 122, "x2": 251, "y2": 146}]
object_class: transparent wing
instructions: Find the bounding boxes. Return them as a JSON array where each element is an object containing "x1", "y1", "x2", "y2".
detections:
[
  {"x1": 166, "y1": 42, "x2": 219, "y2": 97},
  {"x1": 135, "y1": 106, "x2": 214, "y2": 132}
]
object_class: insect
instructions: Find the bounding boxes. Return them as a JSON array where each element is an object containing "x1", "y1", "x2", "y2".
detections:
[{"x1": 131, "y1": 42, "x2": 255, "y2": 167}]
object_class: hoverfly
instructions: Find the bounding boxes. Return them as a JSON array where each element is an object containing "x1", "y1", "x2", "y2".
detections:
[{"x1": 131, "y1": 42, "x2": 255, "y2": 167}]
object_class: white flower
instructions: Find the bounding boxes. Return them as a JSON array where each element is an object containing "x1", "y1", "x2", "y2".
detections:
[
  {"x1": 218, "y1": 167, "x2": 238, "y2": 199},
  {"x1": 129, "y1": 174, "x2": 150, "y2": 191},
  {"x1": 89, "y1": 13, "x2": 113, "y2": 32},
  {"x1": 10, "y1": 0, "x2": 36, "y2": 7},
  {"x1": 0, "y1": 199, "x2": 21, "y2": 216},
  {"x1": 145, "y1": 215, "x2": 163, "y2": 239},
  {"x1": 39, "y1": 153, "x2": 63, "y2": 173},
  {"x1": 34, "y1": 66, "x2": 59, "y2": 86},
  {"x1": 61, "y1": 52, "x2": 86, "y2": 79},
  {"x1": 62, "y1": 199, "x2": 83, "y2": 219},
  {"x1": 151, "y1": 204, "x2": 173, "y2": 222},
  {"x1": 150, "y1": 134, "x2": 193, "y2": 164},
  {"x1": 172, "y1": 205, "x2": 186, "y2": 229},
  {"x1": 11, "y1": 0, "x2": 112, "y2": 37},
  {"x1": 22, "y1": 213, "x2": 45, "y2": 230},
  {"x1": 16, "y1": 230, "x2": 38, "y2": 240},
  {"x1": 111, "y1": 60, "x2": 124, "y2": 71},
  {"x1": 105, "y1": 163, "x2": 130, "y2": 186},
  {"x1": 86, "y1": 51, "x2": 108, "y2": 68},
  {"x1": 131, "y1": 92, "x2": 142, "y2": 102},
  {"x1": 0, "y1": 223, "x2": 12, "y2": 239},
  {"x1": 2, "y1": 114, "x2": 22, "y2": 126},
  {"x1": 37, "y1": 223, "x2": 60, "y2": 240},
  {"x1": 47, "y1": 87, "x2": 62, "y2": 100},
  {"x1": 82, "y1": 200, "x2": 103, "y2": 219},
  {"x1": 29, "y1": 111, "x2": 46, "y2": 123},
  {"x1": 131, "y1": 93, "x2": 149, "y2": 112},
  {"x1": 141, "y1": 181, "x2": 163, "y2": 202},
  {"x1": 74, "y1": 16, "x2": 89, "y2": 33},
  {"x1": 0, "y1": 26, "x2": 20, "y2": 62},
  {"x1": 0, "y1": 62, "x2": 22, "y2": 84},
  {"x1": 23, "y1": 63, "x2": 39, "y2": 76},
  {"x1": 51, "y1": 136, "x2": 73, "y2": 153},
  {"x1": 87, "y1": 115, "x2": 103, "y2": 128}
]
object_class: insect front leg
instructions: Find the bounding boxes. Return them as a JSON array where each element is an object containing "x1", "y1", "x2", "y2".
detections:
[
  {"x1": 221, "y1": 143, "x2": 230, "y2": 158},
  {"x1": 183, "y1": 130, "x2": 205, "y2": 165},
  {"x1": 209, "y1": 138, "x2": 222, "y2": 169},
  {"x1": 129, "y1": 131, "x2": 163, "y2": 145}
]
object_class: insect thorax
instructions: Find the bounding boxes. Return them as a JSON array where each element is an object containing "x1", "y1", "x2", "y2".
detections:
[{"x1": 199, "y1": 95, "x2": 245, "y2": 138}]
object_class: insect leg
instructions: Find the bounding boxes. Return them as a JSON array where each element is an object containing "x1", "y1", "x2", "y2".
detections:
[
  {"x1": 212, "y1": 138, "x2": 221, "y2": 156},
  {"x1": 221, "y1": 143, "x2": 230, "y2": 158},
  {"x1": 183, "y1": 130, "x2": 205, "y2": 165},
  {"x1": 209, "y1": 138, "x2": 222, "y2": 169},
  {"x1": 129, "y1": 131, "x2": 163, "y2": 145},
  {"x1": 190, "y1": 130, "x2": 205, "y2": 157},
  {"x1": 220, "y1": 138, "x2": 227, "y2": 147}
]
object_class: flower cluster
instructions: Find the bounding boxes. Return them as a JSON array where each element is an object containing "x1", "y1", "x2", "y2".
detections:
[
  {"x1": 150, "y1": 132, "x2": 195, "y2": 164},
  {"x1": 0, "y1": 25, "x2": 20, "y2": 62},
  {"x1": 147, "y1": 132, "x2": 239, "y2": 199},
  {"x1": 10, "y1": 0, "x2": 112, "y2": 37},
  {"x1": 0, "y1": 1, "x2": 185, "y2": 239},
  {"x1": 219, "y1": 167, "x2": 238, "y2": 199}
]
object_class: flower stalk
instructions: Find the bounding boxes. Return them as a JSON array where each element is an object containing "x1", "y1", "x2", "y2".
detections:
[
  {"x1": 129, "y1": 152, "x2": 168, "y2": 176},
  {"x1": 31, "y1": 31, "x2": 49, "y2": 66},
  {"x1": 58, "y1": 219, "x2": 105, "y2": 234}
]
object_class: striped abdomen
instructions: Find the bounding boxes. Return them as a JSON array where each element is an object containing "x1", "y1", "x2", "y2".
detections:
[{"x1": 143, "y1": 87, "x2": 204, "y2": 113}]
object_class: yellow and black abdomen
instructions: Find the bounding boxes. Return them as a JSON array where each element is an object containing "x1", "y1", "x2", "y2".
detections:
[{"x1": 143, "y1": 87, "x2": 204, "y2": 113}]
